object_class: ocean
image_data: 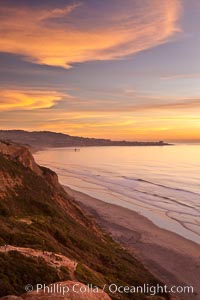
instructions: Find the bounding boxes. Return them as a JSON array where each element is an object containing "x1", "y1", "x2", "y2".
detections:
[{"x1": 34, "y1": 144, "x2": 200, "y2": 244}]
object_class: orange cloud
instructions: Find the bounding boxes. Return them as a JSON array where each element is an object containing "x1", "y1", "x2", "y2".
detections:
[
  {"x1": 0, "y1": 0, "x2": 181, "y2": 67},
  {"x1": 0, "y1": 89, "x2": 64, "y2": 110}
]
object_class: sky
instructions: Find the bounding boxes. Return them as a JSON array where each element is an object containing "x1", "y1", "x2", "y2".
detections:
[{"x1": 0, "y1": 0, "x2": 200, "y2": 141}]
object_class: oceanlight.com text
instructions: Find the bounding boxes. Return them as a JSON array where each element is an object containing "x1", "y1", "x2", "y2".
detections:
[{"x1": 25, "y1": 282, "x2": 194, "y2": 296}]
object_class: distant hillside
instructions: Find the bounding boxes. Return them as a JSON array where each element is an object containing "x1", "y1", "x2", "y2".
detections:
[
  {"x1": 0, "y1": 130, "x2": 169, "y2": 149},
  {"x1": 0, "y1": 141, "x2": 168, "y2": 300}
]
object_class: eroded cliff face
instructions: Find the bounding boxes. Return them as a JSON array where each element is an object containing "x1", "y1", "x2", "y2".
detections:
[
  {"x1": 0, "y1": 141, "x2": 61, "y2": 189},
  {"x1": 0, "y1": 141, "x2": 42, "y2": 175},
  {"x1": 0, "y1": 171, "x2": 21, "y2": 193},
  {"x1": 0, "y1": 142, "x2": 22, "y2": 197}
]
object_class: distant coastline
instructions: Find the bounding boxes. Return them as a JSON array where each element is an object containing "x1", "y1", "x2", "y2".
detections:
[{"x1": 0, "y1": 130, "x2": 172, "y2": 149}]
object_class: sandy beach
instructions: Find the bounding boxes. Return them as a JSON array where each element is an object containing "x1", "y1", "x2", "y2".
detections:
[{"x1": 64, "y1": 186, "x2": 200, "y2": 300}]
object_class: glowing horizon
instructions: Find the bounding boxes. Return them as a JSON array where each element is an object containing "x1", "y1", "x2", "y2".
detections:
[{"x1": 0, "y1": 0, "x2": 200, "y2": 142}]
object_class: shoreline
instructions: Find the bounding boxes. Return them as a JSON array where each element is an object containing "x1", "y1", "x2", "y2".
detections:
[
  {"x1": 64, "y1": 185, "x2": 200, "y2": 300},
  {"x1": 33, "y1": 145, "x2": 200, "y2": 245}
]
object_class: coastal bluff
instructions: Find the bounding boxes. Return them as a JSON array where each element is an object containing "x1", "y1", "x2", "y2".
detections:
[{"x1": 0, "y1": 140, "x2": 169, "y2": 300}]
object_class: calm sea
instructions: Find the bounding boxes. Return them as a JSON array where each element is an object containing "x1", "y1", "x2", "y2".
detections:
[{"x1": 34, "y1": 144, "x2": 200, "y2": 244}]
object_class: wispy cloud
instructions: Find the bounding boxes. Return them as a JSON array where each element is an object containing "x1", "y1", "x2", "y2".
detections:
[
  {"x1": 39, "y1": 3, "x2": 81, "y2": 21},
  {"x1": 0, "y1": 89, "x2": 65, "y2": 110},
  {"x1": 52, "y1": 94, "x2": 200, "y2": 113},
  {"x1": 115, "y1": 97, "x2": 200, "y2": 112},
  {"x1": 0, "y1": 0, "x2": 181, "y2": 67},
  {"x1": 161, "y1": 73, "x2": 200, "y2": 80},
  {"x1": 1, "y1": 85, "x2": 199, "y2": 114}
]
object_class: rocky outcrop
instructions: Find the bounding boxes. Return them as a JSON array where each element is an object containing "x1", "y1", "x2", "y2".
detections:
[
  {"x1": 0, "y1": 141, "x2": 42, "y2": 176},
  {"x1": 40, "y1": 166, "x2": 60, "y2": 189},
  {"x1": 0, "y1": 141, "x2": 61, "y2": 190}
]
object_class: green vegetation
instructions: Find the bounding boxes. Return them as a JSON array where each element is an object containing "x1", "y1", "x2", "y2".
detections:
[
  {"x1": 75, "y1": 263, "x2": 105, "y2": 287},
  {"x1": 0, "y1": 152, "x2": 169, "y2": 299},
  {"x1": 0, "y1": 251, "x2": 70, "y2": 297}
]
